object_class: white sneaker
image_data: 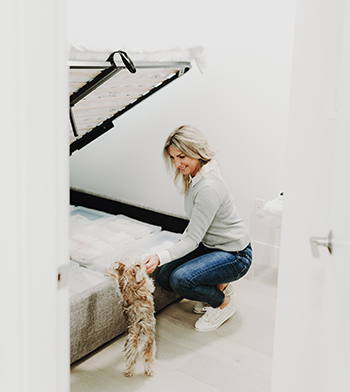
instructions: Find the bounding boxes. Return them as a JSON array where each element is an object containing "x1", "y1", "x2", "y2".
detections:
[
  {"x1": 193, "y1": 302, "x2": 210, "y2": 314},
  {"x1": 192, "y1": 284, "x2": 235, "y2": 314},
  {"x1": 194, "y1": 299, "x2": 236, "y2": 332},
  {"x1": 223, "y1": 283, "x2": 234, "y2": 296}
]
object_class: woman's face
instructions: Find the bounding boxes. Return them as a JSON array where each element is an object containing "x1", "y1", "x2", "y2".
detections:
[{"x1": 168, "y1": 145, "x2": 199, "y2": 177}]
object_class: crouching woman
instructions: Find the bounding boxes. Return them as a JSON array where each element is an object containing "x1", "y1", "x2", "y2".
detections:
[{"x1": 143, "y1": 125, "x2": 252, "y2": 332}]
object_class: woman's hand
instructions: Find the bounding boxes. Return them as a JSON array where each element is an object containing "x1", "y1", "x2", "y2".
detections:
[{"x1": 143, "y1": 254, "x2": 160, "y2": 274}]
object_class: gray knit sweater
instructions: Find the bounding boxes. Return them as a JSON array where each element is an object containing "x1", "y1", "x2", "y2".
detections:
[{"x1": 157, "y1": 160, "x2": 251, "y2": 264}]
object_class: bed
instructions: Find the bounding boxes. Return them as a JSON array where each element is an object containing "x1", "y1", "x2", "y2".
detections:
[
  {"x1": 69, "y1": 46, "x2": 202, "y2": 363},
  {"x1": 69, "y1": 205, "x2": 183, "y2": 363}
]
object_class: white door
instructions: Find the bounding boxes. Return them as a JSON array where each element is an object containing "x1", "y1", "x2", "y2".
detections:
[
  {"x1": 272, "y1": 0, "x2": 350, "y2": 391},
  {"x1": 0, "y1": 1, "x2": 69, "y2": 392},
  {"x1": 319, "y1": 5, "x2": 350, "y2": 389}
]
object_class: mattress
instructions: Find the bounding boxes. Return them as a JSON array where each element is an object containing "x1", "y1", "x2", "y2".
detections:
[{"x1": 69, "y1": 46, "x2": 205, "y2": 154}]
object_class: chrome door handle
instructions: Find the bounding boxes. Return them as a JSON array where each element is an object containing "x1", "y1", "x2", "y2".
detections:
[{"x1": 309, "y1": 230, "x2": 333, "y2": 258}]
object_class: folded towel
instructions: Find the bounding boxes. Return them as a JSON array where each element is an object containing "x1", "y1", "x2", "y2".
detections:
[
  {"x1": 69, "y1": 45, "x2": 207, "y2": 73},
  {"x1": 264, "y1": 193, "x2": 283, "y2": 217}
]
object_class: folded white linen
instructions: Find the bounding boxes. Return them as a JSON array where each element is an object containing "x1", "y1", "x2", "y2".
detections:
[
  {"x1": 263, "y1": 194, "x2": 283, "y2": 217},
  {"x1": 69, "y1": 45, "x2": 206, "y2": 73}
]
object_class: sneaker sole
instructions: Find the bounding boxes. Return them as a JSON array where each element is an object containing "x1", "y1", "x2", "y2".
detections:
[{"x1": 193, "y1": 309, "x2": 207, "y2": 314}]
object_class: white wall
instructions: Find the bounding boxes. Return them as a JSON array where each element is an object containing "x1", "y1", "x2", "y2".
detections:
[{"x1": 69, "y1": 0, "x2": 296, "y2": 226}]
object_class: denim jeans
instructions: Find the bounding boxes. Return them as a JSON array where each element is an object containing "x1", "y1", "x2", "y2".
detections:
[{"x1": 158, "y1": 243, "x2": 252, "y2": 308}]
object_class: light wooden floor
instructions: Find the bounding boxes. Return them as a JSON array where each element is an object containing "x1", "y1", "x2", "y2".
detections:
[{"x1": 71, "y1": 267, "x2": 278, "y2": 392}]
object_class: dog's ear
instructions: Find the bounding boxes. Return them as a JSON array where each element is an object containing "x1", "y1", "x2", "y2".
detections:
[
  {"x1": 105, "y1": 260, "x2": 124, "y2": 279},
  {"x1": 135, "y1": 264, "x2": 144, "y2": 283},
  {"x1": 116, "y1": 261, "x2": 125, "y2": 276}
]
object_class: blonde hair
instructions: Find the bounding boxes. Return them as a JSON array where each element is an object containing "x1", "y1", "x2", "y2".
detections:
[{"x1": 163, "y1": 125, "x2": 216, "y2": 194}]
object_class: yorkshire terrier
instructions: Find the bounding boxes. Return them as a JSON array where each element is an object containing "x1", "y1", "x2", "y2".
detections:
[{"x1": 105, "y1": 253, "x2": 156, "y2": 377}]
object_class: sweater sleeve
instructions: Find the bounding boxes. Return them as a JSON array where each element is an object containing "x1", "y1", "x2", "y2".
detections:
[{"x1": 161, "y1": 184, "x2": 222, "y2": 263}]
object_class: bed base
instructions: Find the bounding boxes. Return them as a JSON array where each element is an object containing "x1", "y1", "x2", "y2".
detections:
[{"x1": 69, "y1": 50, "x2": 191, "y2": 155}]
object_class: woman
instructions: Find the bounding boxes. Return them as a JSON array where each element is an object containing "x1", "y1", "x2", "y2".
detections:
[{"x1": 143, "y1": 125, "x2": 252, "y2": 332}]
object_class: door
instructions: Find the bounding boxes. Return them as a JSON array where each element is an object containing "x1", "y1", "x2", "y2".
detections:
[
  {"x1": 0, "y1": 1, "x2": 69, "y2": 391},
  {"x1": 271, "y1": 0, "x2": 350, "y2": 391},
  {"x1": 319, "y1": 5, "x2": 350, "y2": 389}
]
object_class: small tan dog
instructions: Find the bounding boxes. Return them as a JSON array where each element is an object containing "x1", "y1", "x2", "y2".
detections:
[{"x1": 105, "y1": 253, "x2": 156, "y2": 377}]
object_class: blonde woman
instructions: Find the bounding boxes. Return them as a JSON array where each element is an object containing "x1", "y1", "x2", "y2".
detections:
[{"x1": 143, "y1": 125, "x2": 252, "y2": 332}]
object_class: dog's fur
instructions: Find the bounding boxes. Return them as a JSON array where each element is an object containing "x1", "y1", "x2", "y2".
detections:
[{"x1": 105, "y1": 253, "x2": 156, "y2": 377}]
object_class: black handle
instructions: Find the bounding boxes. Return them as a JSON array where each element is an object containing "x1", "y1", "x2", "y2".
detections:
[{"x1": 107, "y1": 50, "x2": 136, "y2": 73}]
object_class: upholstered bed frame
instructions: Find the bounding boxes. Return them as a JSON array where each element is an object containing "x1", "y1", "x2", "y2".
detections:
[{"x1": 70, "y1": 263, "x2": 181, "y2": 363}]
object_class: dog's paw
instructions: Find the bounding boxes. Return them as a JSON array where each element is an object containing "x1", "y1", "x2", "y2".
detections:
[
  {"x1": 144, "y1": 368, "x2": 154, "y2": 377},
  {"x1": 123, "y1": 370, "x2": 134, "y2": 377}
]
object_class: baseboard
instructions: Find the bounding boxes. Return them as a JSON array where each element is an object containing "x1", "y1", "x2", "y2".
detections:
[{"x1": 70, "y1": 189, "x2": 188, "y2": 234}]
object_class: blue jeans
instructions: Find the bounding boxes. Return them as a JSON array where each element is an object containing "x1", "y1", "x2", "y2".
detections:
[{"x1": 158, "y1": 243, "x2": 252, "y2": 308}]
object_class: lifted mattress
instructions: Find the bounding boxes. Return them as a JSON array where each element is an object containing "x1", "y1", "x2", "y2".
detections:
[{"x1": 69, "y1": 47, "x2": 204, "y2": 154}]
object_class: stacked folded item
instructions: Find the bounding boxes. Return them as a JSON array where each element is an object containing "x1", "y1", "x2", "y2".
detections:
[
  {"x1": 69, "y1": 45, "x2": 206, "y2": 73},
  {"x1": 68, "y1": 206, "x2": 181, "y2": 294},
  {"x1": 91, "y1": 231, "x2": 181, "y2": 274},
  {"x1": 137, "y1": 230, "x2": 181, "y2": 255},
  {"x1": 69, "y1": 206, "x2": 161, "y2": 266}
]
